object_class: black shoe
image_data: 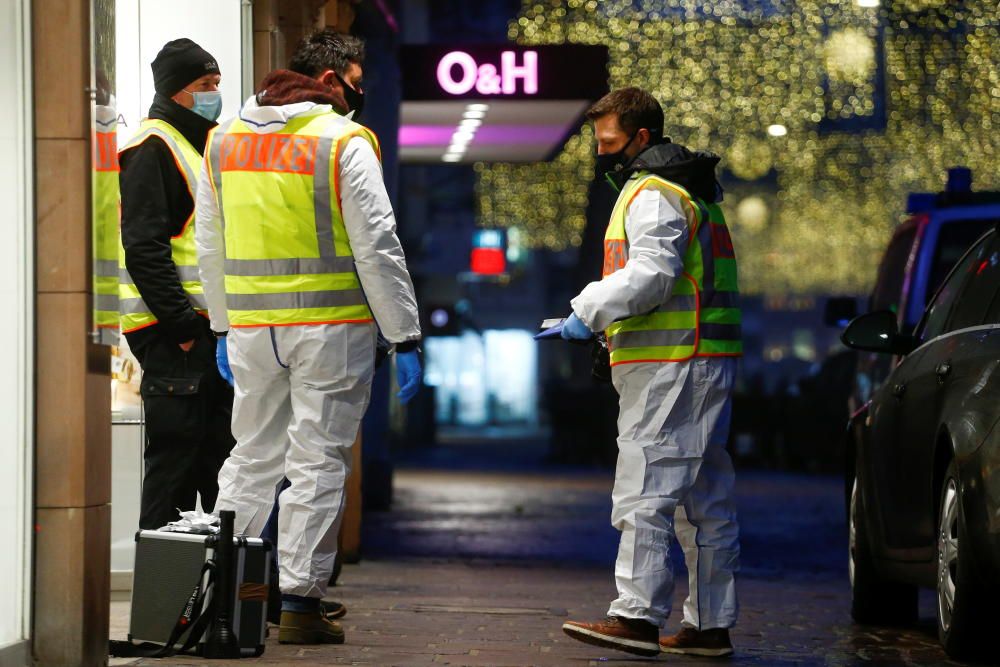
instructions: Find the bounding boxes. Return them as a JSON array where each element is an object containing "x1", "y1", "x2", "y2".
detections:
[{"x1": 321, "y1": 600, "x2": 347, "y2": 620}]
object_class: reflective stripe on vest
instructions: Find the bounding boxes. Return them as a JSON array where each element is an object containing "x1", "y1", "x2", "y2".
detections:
[
  {"x1": 93, "y1": 110, "x2": 121, "y2": 343},
  {"x1": 603, "y1": 173, "x2": 742, "y2": 365},
  {"x1": 118, "y1": 119, "x2": 207, "y2": 333},
  {"x1": 205, "y1": 112, "x2": 379, "y2": 328}
]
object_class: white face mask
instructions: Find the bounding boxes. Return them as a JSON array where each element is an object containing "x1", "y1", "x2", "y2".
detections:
[{"x1": 184, "y1": 89, "x2": 222, "y2": 121}]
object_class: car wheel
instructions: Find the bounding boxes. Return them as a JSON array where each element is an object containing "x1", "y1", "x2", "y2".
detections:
[
  {"x1": 937, "y1": 459, "x2": 992, "y2": 659},
  {"x1": 849, "y1": 474, "x2": 918, "y2": 625}
]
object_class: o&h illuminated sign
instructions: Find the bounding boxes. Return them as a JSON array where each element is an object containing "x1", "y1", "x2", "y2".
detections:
[
  {"x1": 436, "y1": 51, "x2": 538, "y2": 96},
  {"x1": 402, "y1": 45, "x2": 608, "y2": 102}
]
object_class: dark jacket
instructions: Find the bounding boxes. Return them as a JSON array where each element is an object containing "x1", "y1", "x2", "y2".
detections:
[
  {"x1": 120, "y1": 94, "x2": 217, "y2": 348},
  {"x1": 621, "y1": 142, "x2": 723, "y2": 204}
]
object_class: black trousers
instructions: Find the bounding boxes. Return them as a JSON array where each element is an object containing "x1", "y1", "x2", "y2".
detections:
[{"x1": 129, "y1": 326, "x2": 235, "y2": 530}]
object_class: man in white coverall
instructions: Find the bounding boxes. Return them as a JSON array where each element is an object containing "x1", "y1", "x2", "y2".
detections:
[
  {"x1": 194, "y1": 31, "x2": 421, "y2": 645},
  {"x1": 560, "y1": 88, "x2": 742, "y2": 658}
]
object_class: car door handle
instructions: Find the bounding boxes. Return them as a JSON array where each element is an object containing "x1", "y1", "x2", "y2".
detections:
[
  {"x1": 936, "y1": 362, "x2": 951, "y2": 381},
  {"x1": 892, "y1": 383, "x2": 906, "y2": 398}
]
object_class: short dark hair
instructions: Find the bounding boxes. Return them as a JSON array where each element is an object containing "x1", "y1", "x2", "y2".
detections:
[
  {"x1": 289, "y1": 30, "x2": 365, "y2": 77},
  {"x1": 586, "y1": 87, "x2": 664, "y2": 141}
]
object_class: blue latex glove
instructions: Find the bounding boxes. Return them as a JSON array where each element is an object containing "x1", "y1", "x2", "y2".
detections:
[
  {"x1": 396, "y1": 350, "x2": 422, "y2": 404},
  {"x1": 216, "y1": 337, "x2": 234, "y2": 386},
  {"x1": 560, "y1": 312, "x2": 594, "y2": 341}
]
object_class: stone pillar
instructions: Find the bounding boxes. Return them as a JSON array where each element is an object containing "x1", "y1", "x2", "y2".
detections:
[
  {"x1": 253, "y1": 0, "x2": 358, "y2": 88},
  {"x1": 253, "y1": 0, "x2": 283, "y2": 89},
  {"x1": 277, "y1": 0, "x2": 321, "y2": 62},
  {"x1": 318, "y1": 0, "x2": 357, "y2": 32},
  {"x1": 32, "y1": 1, "x2": 112, "y2": 665},
  {"x1": 354, "y1": 0, "x2": 400, "y2": 513},
  {"x1": 339, "y1": 431, "x2": 363, "y2": 562}
]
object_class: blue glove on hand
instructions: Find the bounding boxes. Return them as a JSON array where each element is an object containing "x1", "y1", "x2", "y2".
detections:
[
  {"x1": 396, "y1": 350, "x2": 422, "y2": 404},
  {"x1": 216, "y1": 337, "x2": 234, "y2": 386},
  {"x1": 561, "y1": 312, "x2": 594, "y2": 341}
]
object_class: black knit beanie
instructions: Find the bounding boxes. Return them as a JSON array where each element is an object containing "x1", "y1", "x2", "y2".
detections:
[{"x1": 151, "y1": 38, "x2": 220, "y2": 97}]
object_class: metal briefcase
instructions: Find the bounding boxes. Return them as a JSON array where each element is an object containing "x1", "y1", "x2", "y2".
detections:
[{"x1": 129, "y1": 530, "x2": 272, "y2": 657}]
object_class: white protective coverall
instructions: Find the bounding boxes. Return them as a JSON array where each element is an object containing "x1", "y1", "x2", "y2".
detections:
[
  {"x1": 570, "y1": 181, "x2": 740, "y2": 630},
  {"x1": 195, "y1": 97, "x2": 421, "y2": 598}
]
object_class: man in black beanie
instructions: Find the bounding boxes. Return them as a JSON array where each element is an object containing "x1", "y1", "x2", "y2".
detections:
[{"x1": 119, "y1": 38, "x2": 234, "y2": 531}]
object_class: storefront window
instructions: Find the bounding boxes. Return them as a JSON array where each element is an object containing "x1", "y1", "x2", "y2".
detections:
[
  {"x1": 107, "y1": 0, "x2": 253, "y2": 586},
  {"x1": 425, "y1": 330, "x2": 538, "y2": 427},
  {"x1": 0, "y1": 0, "x2": 33, "y2": 653}
]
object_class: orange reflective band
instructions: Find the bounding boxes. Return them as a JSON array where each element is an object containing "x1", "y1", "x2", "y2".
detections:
[
  {"x1": 603, "y1": 239, "x2": 627, "y2": 277},
  {"x1": 219, "y1": 133, "x2": 319, "y2": 174},
  {"x1": 95, "y1": 132, "x2": 119, "y2": 172}
]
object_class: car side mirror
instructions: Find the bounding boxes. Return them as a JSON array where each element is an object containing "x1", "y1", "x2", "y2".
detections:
[
  {"x1": 824, "y1": 296, "x2": 858, "y2": 328},
  {"x1": 841, "y1": 310, "x2": 917, "y2": 356}
]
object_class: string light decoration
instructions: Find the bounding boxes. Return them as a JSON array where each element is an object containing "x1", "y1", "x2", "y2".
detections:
[{"x1": 476, "y1": 0, "x2": 1000, "y2": 294}]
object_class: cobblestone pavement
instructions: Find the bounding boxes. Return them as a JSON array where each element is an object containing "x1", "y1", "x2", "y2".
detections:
[{"x1": 114, "y1": 468, "x2": 974, "y2": 666}]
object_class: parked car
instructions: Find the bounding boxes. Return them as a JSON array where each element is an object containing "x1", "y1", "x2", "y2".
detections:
[
  {"x1": 826, "y1": 167, "x2": 1000, "y2": 411},
  {"x1": 842, "y1": 226, "x2": 1000, "y2": 659}
]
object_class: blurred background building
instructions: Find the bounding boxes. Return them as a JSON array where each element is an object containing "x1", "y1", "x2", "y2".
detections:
[
  {"x1": 0, "y1": 0, "x2": 996, "y2": 665},
  {"x1": 392, "y1": 0, "x2": 999, "y2": 475}
]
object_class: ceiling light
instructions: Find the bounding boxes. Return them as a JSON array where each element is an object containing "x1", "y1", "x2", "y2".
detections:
[
  {"x1": 465, "y1": 103, "x2": 489, "y2": 112},
  {"x1": 452, "y1": 129, "x2": 476, "y2": 143},
  {"x1": 460, "y1": 118, "x2": 482, "y2": 128},
  {"x1": 767, "y1": 124, "x2": 788, "y2": 137},
  {"x1": 462, "y1": 109, "x2": 486, "y2": 120},
  {"x1": 447, "y1": 144, "x2": 467, "y2": 153},
  {"x1": 442, "y1": 154, "x2": 462, "y2": 162}
]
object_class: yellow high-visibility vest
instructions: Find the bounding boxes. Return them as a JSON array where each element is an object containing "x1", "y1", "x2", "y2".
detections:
[
  {"x1": 204, "y1": 112, "x2": 380, "y2": 328},
  {"x1": 93, "y1": 106, "x2": 120, "y2": 344},
  {"x1": 603, "y1": 172, "x2": 742, "y2": 365},
  {"x1": 118, "y1": 119, "x2": 208, "y2": 334}
]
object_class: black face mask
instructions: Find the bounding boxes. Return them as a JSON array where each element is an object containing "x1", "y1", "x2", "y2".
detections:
[
  {"x1": 596, "y1": 131, "x2": 638, "y2": 191},
  {"x1": 335, "y1": 72, "x2": 365, "y2": 119}
]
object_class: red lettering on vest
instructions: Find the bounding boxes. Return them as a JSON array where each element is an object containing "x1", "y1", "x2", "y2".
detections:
[
  {"x1": 220, "y1": 134, "x2": 319, "y2": 174},
  {"x1": 603, "y1": 239, "x2": 628, "y2": 277},
  {"x1": 711, "y1": 223, "x2": 735, "y2": 259}
]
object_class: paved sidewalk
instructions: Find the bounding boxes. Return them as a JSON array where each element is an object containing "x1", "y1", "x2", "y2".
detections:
[
  {"x1": 112, "y1": 558, "x2": 957, "y2": 666},
  {"x1": 110, "y1": 469, "x2": 962, "y2": 666}
]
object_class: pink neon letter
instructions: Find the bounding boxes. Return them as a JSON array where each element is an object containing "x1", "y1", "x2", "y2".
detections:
[
  {"x1": 437, "y1": 51, "x2": 478, "y2": 95},
  {"x1": 501, "y1": 50, "x2": 538, "y2": 95}
]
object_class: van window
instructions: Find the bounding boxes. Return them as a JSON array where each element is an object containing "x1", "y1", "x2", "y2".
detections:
[
  {"x1": 949, "y1": 234, "x2": 999, "y2": 330},
  {"x1": 918, "y1": 239, "x2": 983, "y2": 341},
  {"x1": 928, "y1": 219, "x2": 998, "y2": 297},
  {"x1": 871, "y1": 227, "x2": 916, "y2": 312}
]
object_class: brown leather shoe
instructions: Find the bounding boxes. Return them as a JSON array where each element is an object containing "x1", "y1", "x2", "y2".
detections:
[
  {"x1": 562, "y1": 616, "x2": 660, "y2": 657},
  {"x1": 659, "y1": 627, "x2": 733, "y2": 657},
  {"x1": 277, "y1": 609, "x2": 345, "y2": 645},
  {"x1": 267, "y1": 590, "x2": 345, "y2": 624}
]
